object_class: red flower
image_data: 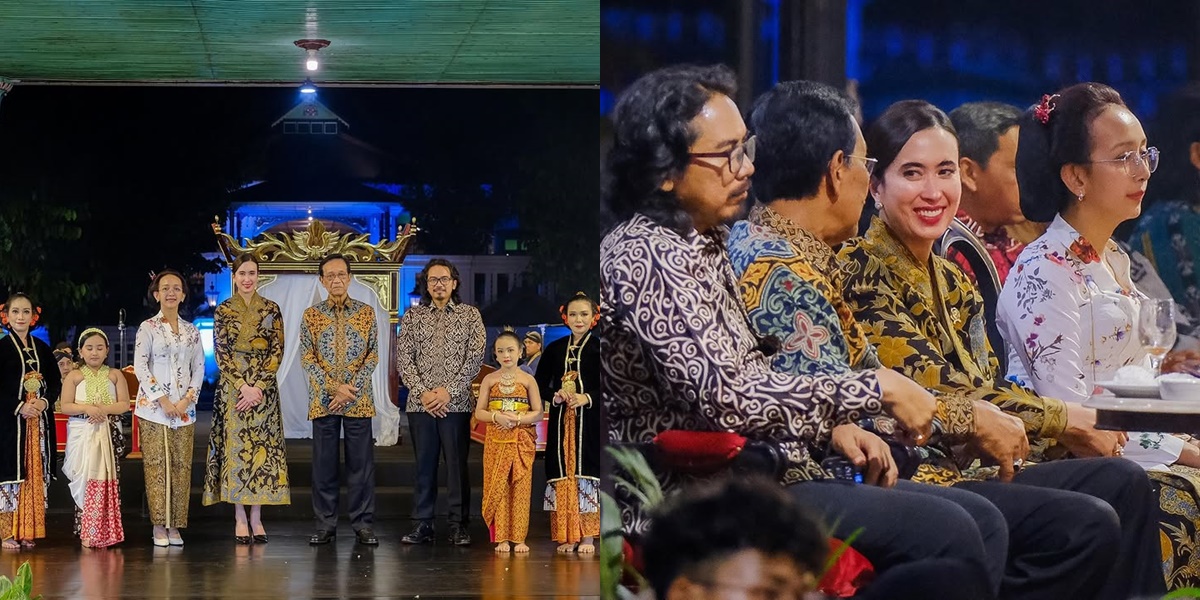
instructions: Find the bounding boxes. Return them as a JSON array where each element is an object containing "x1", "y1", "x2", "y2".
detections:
[
  {"x1": 1069, "y1": 239, "x2": 1101, "y2": 264},
  {"x1": 1034, "y1": 94, "x2": 1058, "y2": 124}
]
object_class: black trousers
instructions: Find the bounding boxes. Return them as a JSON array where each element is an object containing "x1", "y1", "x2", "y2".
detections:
[
  {"x1": 792, "y1": 468, "x2": 1140, "y2": 600},
  {"x1": 311, "y1": 415, "x2": 376, "y2": 532},
  {"x1": 858, "y1": 559, "x2": 993, "y2": 600},
  {"x1": 789, "y1": 479, "x2": 999, "y2": 599},
  {"x1": 409, "y1": 411, "x2": 472, "y2": 525},
  {"x1": 968, "y1": 457, "x2": 1167, "y2": 600}
]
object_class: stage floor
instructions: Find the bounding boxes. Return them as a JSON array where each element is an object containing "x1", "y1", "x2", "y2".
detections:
[{"x1": 0, "y1": 513, "x2": 599, "y2": 598}]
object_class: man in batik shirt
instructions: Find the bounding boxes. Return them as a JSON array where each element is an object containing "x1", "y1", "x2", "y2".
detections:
[
  {"x1": 397, "y1": 258, "x2": 486, "y2": 546},
  {"x1": 301, "y1": 253, "x2": 379, "y2": 546},
  {"x1": 734, "y1": 81, "x2": 1168, "y2": 599},
  {"x1": 599, "y1": 65, "x2": 1028, "y2": 595}
]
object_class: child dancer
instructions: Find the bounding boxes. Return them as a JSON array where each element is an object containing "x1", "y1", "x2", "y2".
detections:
[
  {"x1": 59, "y1": 328, "x2": 129, "y2": 548},
  {"x1": 474, "y1": 331, "x2": 543, "y2": 553}
]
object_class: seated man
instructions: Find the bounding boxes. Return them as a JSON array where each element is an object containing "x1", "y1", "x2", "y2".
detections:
[
  {"x1": 605, "y1": 63, "x2": 1015, "y2": 597},
  {"x1": 727, "y1": 80, "x2": 1165, "y2": 599},
  {"x1": 642, "y1": 476, "x2": 991, "y2": 600}
]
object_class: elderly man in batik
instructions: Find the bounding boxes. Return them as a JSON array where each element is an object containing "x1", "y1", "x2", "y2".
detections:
[{"x1": 300, "y1": 253, "x2": 379, "y2": 546}]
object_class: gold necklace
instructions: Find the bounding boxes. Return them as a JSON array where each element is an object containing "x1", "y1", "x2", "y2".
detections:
[{"x1": 498, "y1": 370, "x2": 517, "y2": 395}]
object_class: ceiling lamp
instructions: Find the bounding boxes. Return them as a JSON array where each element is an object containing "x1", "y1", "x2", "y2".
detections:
[
  {"x1": 299, "y1": 78, "x2": 317, "y2": 94},
  {"x1": 294, "y1": 39, "x2": 331, "y2": 72}
]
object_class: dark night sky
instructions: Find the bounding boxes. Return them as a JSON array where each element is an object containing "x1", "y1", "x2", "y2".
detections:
[
  {"x1": 0, "y1": 84, "x2": 596, "y2": 193},
  {"x1": 0, "y1": 84, "x2": 599, "y2": 331}
]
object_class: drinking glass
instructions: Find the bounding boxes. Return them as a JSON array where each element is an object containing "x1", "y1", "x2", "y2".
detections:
[{"x1": 1138, "y1": 298, "x2": 1177, "y2": 376}]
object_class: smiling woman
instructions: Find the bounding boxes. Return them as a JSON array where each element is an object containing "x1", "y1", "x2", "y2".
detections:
[{"x1": 0, "y1": 293, "x2": 59, "y2": 551}]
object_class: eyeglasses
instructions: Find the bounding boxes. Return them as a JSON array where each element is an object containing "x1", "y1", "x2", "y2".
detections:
[
  {"x1": 324, "y1": 273, "x2": 350, "y2": 281},
  {"x1": 428, "y1": 276, "x2": 454, "y2": 285},
  {"x1": 1089, "y1": 146, "x2": 1159, "y2": 177},
  {"x1": 695, "y1": 580, "x2": 812, "y2": 600},
  {"x1": 844, "y1": 154, "x2": 878, "y2": 176},
  {"x1": 689, "y1": 135, "x2": 757, "y2": 174}
]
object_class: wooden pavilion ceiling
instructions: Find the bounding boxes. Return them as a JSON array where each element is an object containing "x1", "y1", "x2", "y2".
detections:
[{"x1": 0, "y1": 1, "x2": 598, "y2": 87}]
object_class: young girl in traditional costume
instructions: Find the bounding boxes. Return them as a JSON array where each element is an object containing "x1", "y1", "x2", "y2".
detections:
[
  {"x1": 474, "y1": 331, "x2": 543, "y2": 553},
  {"x1": 0, "y1": 293, "x2": 59, "y2": 550},
  {"x1": 59, "y1": 328, "x2": 129, "y2": 548},
  {"x1": 536, "y1": 292, "x2": 600, "y2": 554}
]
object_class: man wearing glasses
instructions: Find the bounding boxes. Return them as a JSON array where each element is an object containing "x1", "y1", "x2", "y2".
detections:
[
  {"x1": 397, "y1": 258, "x2": 486, "y2": 545},
  {"x1": 301, "y1": 253, "x2": 381, "y2": 546}
]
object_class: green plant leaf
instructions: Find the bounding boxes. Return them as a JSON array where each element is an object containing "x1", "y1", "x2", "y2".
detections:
[
  {"x1": 1163, "y1": 588, "x2": 1200, "y2": 599},
  {"x1": 600, "y1": 492, "x2": 626, "y2": 600}
]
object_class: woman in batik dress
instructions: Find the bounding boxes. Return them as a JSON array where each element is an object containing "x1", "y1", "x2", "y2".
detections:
[
  {"x1": 60, "y1": 328, "x2": 129, "y2": 548},
  {"x1": 475, "y1": 331, "x2": 543, "y2": 553},
  {"x1": 202, "y1": 253, "x2": 290, "y2": 544},
  {"x1": 536, "y1": 292, "x2": 601, "y2": 554},
  {"x1": 0, "y1": 293, "x2": 58, "y2": 550}
]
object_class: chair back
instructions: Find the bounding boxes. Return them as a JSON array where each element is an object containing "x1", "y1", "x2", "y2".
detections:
[{"x1": 936, "y1": 218, "x2": 1007, "y2": 374}]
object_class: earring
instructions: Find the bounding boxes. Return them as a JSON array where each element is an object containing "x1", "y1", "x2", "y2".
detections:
[
  {"x1": 873, "y1": 197, "x2": 882, "y2": 210},
  {"x1": 1076, "y1": 189, "x2": 1085, "y2": 202}
]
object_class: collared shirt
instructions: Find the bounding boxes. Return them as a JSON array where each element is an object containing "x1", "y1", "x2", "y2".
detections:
[
  {"x1": 396, "y1": 301, "x2": 486, "y2": 413},
  {"x1": 839, "y1": 217, "x2": 1067, "y2": 443},
  {"x1": 133, "y1": 312, "x2": 205, "y2": 429},
  {"x1": 946, "y1": 210, "x2": 1025, "y2": 284},
  {"x1": 299, "y1": 296, "x2": 378, "y2": 420},
  {"x1": 999, "y1": 214, "x2": 1183, "y2": 469},
  {"x1": 602, "y1": 213, "x2": 885, "y2": 488},
  {"x1": 730, "y1": 205, "x2": 882, "y2": 374},
  {"x1": 729, "y1": 207, "x2": 975, "y2": 450}
]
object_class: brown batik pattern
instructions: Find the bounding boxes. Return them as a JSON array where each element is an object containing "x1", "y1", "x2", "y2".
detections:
[{"x1": 139, "y1": 419, "x2": 193, "y2": 527}]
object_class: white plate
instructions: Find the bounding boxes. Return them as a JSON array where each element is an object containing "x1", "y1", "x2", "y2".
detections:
[
  {"x1": 1085, "y1": 395, "x2": 1200, "y2": 413},
  {"x1": 1095, "y1": 381, "x2": 1160, "y2": 398}
]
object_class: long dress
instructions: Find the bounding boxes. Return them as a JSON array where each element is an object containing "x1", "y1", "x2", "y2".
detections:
[
  {"x1": 480, "y1": 379, "x2": 536, "y2": 544},
  {"x1": 62, "y1": 367, "x2": 124, "y2": 547},
  {"x1": 0, "y1": 331, "x2": 58, "y2": 541},
  {"x1": 536, "y1": 331, "x2": 600, "y2": 543},
  {"x1": 203, "y1": 293, "x2": 290, "y2": 506}
]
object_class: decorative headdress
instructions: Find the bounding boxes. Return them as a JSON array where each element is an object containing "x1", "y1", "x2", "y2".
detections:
[
  {"x1": 0, "y1": 295, "x2": 42, "y2": 330},
  {"x1": 77, "y1": 327, "x2": 109, "y2": 347},
  {"x1": 560, "y1": 291, "x2": 601, "y2": 329},
  {"x1": 1034, "y1": 94, "x2": 1059, "y2": 125},
  {"x1": 52, "y1": 347, "x2": 74, "y2": 363}
]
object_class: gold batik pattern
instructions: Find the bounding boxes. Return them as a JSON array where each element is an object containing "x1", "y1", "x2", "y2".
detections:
[
  {"x1": 203, "y1": 294, "x2": 290, "y2": 506},
  {"x1": 839, "y1": 217, "x2": 1068, "y2": 443},
  {"x1": 140, "y1": 419, "x2": 194, "y2": 527},
  {"x1": 12, "y1": 417, "x2": 45, "y2": 541},
  {"x1": 1151, "y1": 466, "x2": 1200, "y2": 589},
  {"x1": 549, "y1": 404, "x2": 599, "y2": 543},
  {"x1": 299, "y1": 298, "x2": 378, "y2": 420},
  {"x1": 482, "y1": 382, "x2": 535, "y2": 544}
]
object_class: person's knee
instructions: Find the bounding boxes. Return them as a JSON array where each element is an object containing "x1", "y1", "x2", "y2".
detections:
[
  {"x1": 907, "y1": 499, "x2": 988, "y2": 560},
  {"x1": 1069, "y1": 493, "x2": 1123, "y2": 551},
  {"x1": 1106, "y1": 457, "x2": 1155, "y2": 501}
]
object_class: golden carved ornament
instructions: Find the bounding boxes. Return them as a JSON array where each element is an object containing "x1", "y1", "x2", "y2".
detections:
[{"x1": 212, "y1": 216, "x2": 418, "y2": 264}]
